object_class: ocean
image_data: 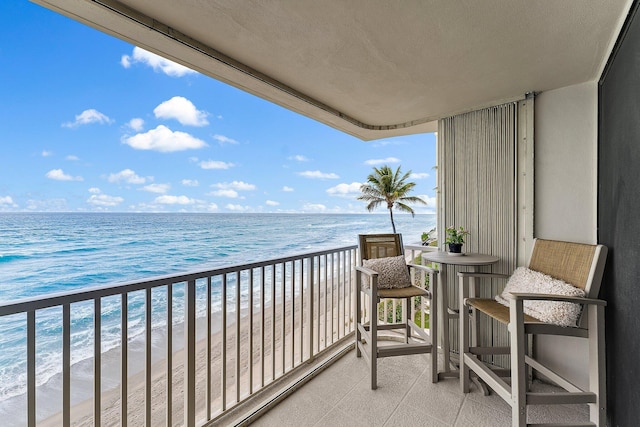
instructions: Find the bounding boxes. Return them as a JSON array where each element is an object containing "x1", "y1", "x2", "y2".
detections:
[{"x1": 0, "y1": 212, "x2": 435, "y2": 422}]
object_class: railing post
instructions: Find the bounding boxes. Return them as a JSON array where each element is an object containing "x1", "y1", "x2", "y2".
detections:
[
  {"x1": 63, "y1": 304, "x2": 71, "y2": 427},
  {"x1": 94, "y1": 298, "x2": 101, "y2": 427},
  {"x1": 121, "y1": 293, "x2": 128, "y2": 427},
  {"x1": 184, "y1": 279, "x2": 196, "y2": 427},
  {"x1": 27, "y1": 310, "x2": 36, "y2": 427},
  {"x1": 308, "y1": 256, "x2": 314, "y2": 361}
]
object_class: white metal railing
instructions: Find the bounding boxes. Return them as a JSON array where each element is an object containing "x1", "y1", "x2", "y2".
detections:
[{"x1": 0, "y1": 245, "x2": 360, "y2": 427}]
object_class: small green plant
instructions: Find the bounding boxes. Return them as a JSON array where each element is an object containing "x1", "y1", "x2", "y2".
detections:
[
  {"x1": 445, "y1": 225, "x2": 470, "y2": 245},
  {"x1": 421, "y1": 227, "x2": 437, "y2": 246}
]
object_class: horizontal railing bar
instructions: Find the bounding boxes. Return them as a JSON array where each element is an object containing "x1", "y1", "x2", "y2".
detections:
[{"x1": 0, "y1": 245, "x2": 358, "y2": 316}]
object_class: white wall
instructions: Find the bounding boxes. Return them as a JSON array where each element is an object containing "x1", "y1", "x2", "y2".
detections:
[
  {"x1": 535, "y1": 81, "x2": 598, "y2": 243},
  {"x1": 533, "y1": 80, "x2": 598, "y2": 389}
]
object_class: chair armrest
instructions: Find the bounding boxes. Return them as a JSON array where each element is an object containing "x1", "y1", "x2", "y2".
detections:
[
  {"x1": 508, "y1": 292, "x2": 607, "y2": 306},
  {"x1": 457, "y1": 272, "x2": 510, "y2": 280},
  {"x1": 406, "y1": 263, "x2": 439, "y2": 274},
  {"x1": 356, "y1": 265, "x2": 378, "y2": 277}
]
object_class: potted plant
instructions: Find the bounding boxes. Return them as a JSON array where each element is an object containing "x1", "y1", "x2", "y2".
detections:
[{"x1": 445, "y1": 225, "x2": 470, "y2": 254}]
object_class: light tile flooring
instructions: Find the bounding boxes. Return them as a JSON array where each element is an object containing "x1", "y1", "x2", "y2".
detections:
[{"x1": 250, "y1": 349, "x2": 590, "y2": 426}]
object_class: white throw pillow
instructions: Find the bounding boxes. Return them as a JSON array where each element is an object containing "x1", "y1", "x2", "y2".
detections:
[
  {"x1": 361, "y1": 255, "x2": 412, "y2": 289},
  {"x1": 495, "y1": 266, "x2": 585, "y2": 327}
]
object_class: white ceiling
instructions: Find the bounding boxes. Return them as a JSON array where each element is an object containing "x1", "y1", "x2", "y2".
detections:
[{"x1": 34, "y1": 0, "x2": 632, "y2": 140}]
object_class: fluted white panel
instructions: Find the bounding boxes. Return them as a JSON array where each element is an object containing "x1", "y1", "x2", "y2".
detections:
[{"x1": 438, "y1": 102, "x2": 524, "y2": 367}]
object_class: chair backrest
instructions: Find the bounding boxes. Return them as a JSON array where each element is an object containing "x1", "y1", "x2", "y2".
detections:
[
  {"x1": 358, "y1": 234, "x2": 404, "y2": 263},
  {"x1": 526, "y1": 238, "x2": 608, "y2": 299}
]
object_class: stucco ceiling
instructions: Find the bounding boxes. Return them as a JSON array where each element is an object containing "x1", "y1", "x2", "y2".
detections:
[{"x1": 34, "y1": 0, "x2": 632, "y2": 140}]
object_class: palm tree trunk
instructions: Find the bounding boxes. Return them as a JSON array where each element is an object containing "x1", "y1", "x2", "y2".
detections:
[{"x1": 388, "y1": 208, "x2": 397, "y2": 233}]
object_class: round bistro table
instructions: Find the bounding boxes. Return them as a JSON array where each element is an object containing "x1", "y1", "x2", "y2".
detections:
[{"x1": 420, "y1": 251, "x2": 500, "y2": 380}]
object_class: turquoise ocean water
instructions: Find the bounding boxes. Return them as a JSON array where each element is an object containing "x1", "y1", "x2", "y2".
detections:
[{"x1": 0, "y1": 213, "x2": 435, "y2": 422}]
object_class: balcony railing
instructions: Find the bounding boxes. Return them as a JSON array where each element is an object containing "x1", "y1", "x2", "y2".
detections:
[{"x1": 0, "y1": 243, "x2": 434, "y2": 427}]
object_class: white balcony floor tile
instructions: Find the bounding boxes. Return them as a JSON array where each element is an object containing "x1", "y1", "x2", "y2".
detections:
[{"x1": 250, "y1": 348, "x2": 590, "y2": 426}]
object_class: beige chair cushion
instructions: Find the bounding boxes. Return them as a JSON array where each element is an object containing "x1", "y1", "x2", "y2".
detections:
[
  {"x1": 362, "y1": 255, "x2": 412, "y2": 289},
  {"x1": 495, "y1": 267, "x2": 585, "y2": 327},
  {"x1": 467, "y1": 298, "x2": 542, "y2": 324}
]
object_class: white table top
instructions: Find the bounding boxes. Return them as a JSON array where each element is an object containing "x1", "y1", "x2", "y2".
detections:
[{"x1": 421, "y1": 251, "x2": 499, "y2": 266}]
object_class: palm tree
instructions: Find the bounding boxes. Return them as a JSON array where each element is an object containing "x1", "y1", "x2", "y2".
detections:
[{"x1": 358, "y1": 165, "x2": 427, "y2": 233}]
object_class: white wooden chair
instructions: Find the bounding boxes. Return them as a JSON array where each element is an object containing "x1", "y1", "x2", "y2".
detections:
[
  {"x1": 355, "y1": 233, "x2": 438, "y2": 389},
  {"x1": 458, "y1": 239, "x2": 607, "y2": 426}
]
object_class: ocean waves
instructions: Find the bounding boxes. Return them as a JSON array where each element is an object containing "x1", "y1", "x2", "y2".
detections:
[{"x1": 0, "y1": 212, "x2": 435, "y2": 421}]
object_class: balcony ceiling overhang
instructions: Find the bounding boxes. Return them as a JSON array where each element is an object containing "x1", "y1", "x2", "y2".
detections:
[{"x1": 34, "y1": 0, "x2": 631, "y2": 140}]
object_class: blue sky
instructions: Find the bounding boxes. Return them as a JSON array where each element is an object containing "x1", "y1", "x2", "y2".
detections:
[{"x1": 0, "y1": 2, "x2": 437, "y2": 214}]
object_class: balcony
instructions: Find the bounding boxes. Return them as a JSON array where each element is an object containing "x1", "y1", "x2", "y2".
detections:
[
  {"x1": 0, "y1": 244, "x2": 591, "y2": 426},
  {"x1": 249, "y1": 348, "x2": 591, "y2": 427}
]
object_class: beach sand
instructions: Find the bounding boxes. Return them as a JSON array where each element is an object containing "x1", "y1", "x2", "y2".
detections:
[{"x1": 40, "y1": 288, "x2": 349, "y2": 426}]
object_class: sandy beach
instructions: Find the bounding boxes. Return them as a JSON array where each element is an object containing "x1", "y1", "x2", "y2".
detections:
[{"x1": 40, "y1": 287, "x2": 347, "y2": 426}]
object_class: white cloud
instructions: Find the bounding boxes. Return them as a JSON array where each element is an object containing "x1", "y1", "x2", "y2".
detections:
[
  {"x1": 210, "y1": 189, "x2": 240, "y2": 198},
  {"x1": 288, "y1": 155, "x2": 309, "y2": 162},
  {"x1": 213, "y1": 134, "x2": 239, "y2": 145},
  {"x1": 0, "y1": 196, "x2": 17, "y2": 207},
  {"x1": 410, "y1": 172, "x2": 430, "y2": 179},
  {"x1": 41, "y1": 150, "x2": 53, "y2": 157},
  {"x1": 199, "y1": 160, "x2": 234, "y2": 170},
  {"x1": 155, "y1": 195, "x2": 198, "y2": 205},
  {"x1": 88, "y1": 187, "x2": 101, "y2": 194},
  {"x1": 108, "y1": 169, "x2": 148, "y2": 184},
  {"x1": 154, "y1": 96, "x2": 209, "y2": 126},
  {"x1": 298, "y1": 170, "x2": 339, "y2": 179},
  {"x1": 87, "y1": 194, "x2": 124, "y2": 207},
  {"x1": 121, "y1": 47, "x2": 196, "y2": 77},
  {"x1": 207, "y1": 203, "x2": 219, "y2": 212},
  {"x1": 46, "y1": 169, "x2": 83, "y2": 181},
  {"x1": 142, "y1": 183, "x2": 170, "y2": 194},
  {"x1": 326, "y1": 182, "x2": 362, "y2": 197},
  {"x1": 63, "y1": 109, "x2": 113, "y2": 128},
  {"x1": 213, "y1": 181, "x2": 256, "y2": 191},
  {"x1": 266, "y1": 200, "x2": 280, "y2": 206},
  {"x1": 225, "y1": 203, "x2": 249, "y2": 212},
  {"x1": 418, "y1": 195, "x2": 437, "y2": 207},
  {"x1": 302, "y1": 203, "x2": 327, "y2": 212},
  {"x1": 182, "y1": 179, "x2": 199, "y2": 187},
  {"x1": 66, "y1": 155, "x2": 79, "y2": 161},
  {"x1": 127, "y1": 118, "x2": 145, "y2": 131},
  {"x1": 365, "y1": 157, "x2": 400, "y2": 165},
  {"x1": 282, "y1": 186, "x2": 294, "y2": 192},
  {"x1": 123, "y1": 125, "x2": 207, "y2": 152},
  {"x1": 208, "y1": 181, "x2": 255, "y2": 198}
]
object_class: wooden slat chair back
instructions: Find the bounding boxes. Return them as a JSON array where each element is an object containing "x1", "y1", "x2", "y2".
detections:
[
  {"x1": 359, "y1": 234, "x2": 403, "y2": 260},
  {"x1": 355, "y1": 233, "x2": 438, "y2": 389},
  {"x1": 528, "y1": 239, "x2": 598, "y2": 291},
  {"x1": 458, "y1": 238, "x2": 608, "y2": 426}
]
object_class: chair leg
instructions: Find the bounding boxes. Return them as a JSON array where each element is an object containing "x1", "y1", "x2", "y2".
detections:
[
  {"x1": 356, "y1": 277, "x2": 362, "y2": 358},
  {"x1": 405, "y1": 297, "x2": 411, "y2": 343},
  {"x1": 459, "y1": 274, "x2": 470, "y2": 393},
  {"x1": 370, "y1": 292, "x2": 378, "y2": 389},
  {"x1": 430, "y1": 276, "x2": 438, "y2": 383},
  {"x1": 510, "y1": 298, "x2": 527, "y2": 427},
  {"x1": 589, "y1": 304, "x2": 606, "y2": 426}
]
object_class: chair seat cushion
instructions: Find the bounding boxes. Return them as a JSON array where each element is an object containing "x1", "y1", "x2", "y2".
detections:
[
  {"x1": 495, "y1": 267, "x2": 585, "y2": 327},
  {"x1": 379, "y1": 285, "x2": 429, "y2": 299},
  {"x1": 362, "y1": 255, "x2": 412, "y2": 289},
  {"x1": 467, "y1": 298, "x2": 543, "y2": 324}
]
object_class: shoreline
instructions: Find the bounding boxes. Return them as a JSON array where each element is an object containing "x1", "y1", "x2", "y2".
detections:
[{"x1": 40, "y1": 292, "x2": 319, "y2": 426}]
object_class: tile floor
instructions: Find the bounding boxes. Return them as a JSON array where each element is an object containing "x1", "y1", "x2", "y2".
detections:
[{"x1": 249, "y1": 349, "x2": 591, "y2": 426}]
